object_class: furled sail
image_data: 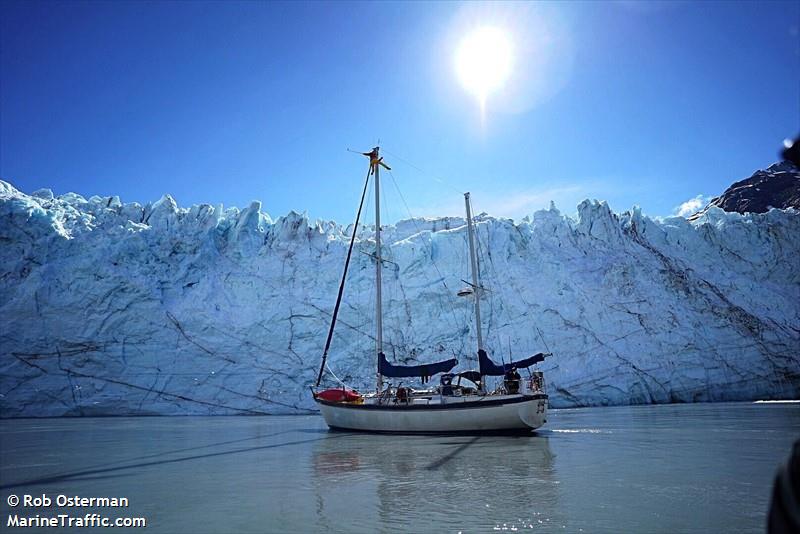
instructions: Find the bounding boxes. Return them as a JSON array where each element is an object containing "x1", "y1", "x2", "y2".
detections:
[
  {"x1": 378, "y1": 353, "x2": 458, "y2": 382},
  {"x1": 478, "y1": 349, "x2": 546, "y2": 376}
]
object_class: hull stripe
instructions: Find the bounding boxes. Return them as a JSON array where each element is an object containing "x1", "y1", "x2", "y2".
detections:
[
  {"x1": 315, "y1": 393, "x2": 548, "y2": 411},
  {"x1": 326, "y1": 425, "x2": 538, "y2": 436}
]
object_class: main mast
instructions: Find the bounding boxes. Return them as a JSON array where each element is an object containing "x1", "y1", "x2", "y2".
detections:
[
  {"x1": 315, "y1": 147, "x2": 390, "y2": 391},
  {"x1": 373, "y1": 148, "x2": 384, "y2": 393}
]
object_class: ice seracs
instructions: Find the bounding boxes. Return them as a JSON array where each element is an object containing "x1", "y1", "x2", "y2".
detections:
[{"x1": 0, "y1": 170, "x2": 798, "y2": 416}]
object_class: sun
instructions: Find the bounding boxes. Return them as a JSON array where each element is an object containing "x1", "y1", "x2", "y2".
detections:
[{"x1": 455, "y1": 26, "x2": 513, "y2": 109}]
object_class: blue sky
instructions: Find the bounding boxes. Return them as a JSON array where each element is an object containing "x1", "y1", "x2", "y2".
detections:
[{"x1": 1, "y1": 1, "x2": 798, "y2": 224}]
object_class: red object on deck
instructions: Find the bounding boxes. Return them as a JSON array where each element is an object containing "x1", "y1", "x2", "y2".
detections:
[{"x1": 316, "y1": 388, "x2": 361, "y2": 403}]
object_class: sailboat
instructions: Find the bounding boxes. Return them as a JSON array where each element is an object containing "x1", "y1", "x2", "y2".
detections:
[{"x1": 312, "y1": 147, "x2": 549, "y2": 433}]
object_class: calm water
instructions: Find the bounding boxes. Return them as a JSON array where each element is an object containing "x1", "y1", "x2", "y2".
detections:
[{"x1": 1, "y1": 402, "x2": 798, "y2": 533}]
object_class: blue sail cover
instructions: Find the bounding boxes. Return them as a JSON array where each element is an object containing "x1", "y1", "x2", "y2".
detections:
[
  {"x1": 478, "y1": 349, "x2": 546, "y2": 376},
  {"x1": 378, "y1": 353, "x2": 457, "y2": 380}
]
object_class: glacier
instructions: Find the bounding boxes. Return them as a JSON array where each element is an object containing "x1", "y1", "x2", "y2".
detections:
[{"x1": 0, "y1": 179, "x2": 798, "y2": 416}]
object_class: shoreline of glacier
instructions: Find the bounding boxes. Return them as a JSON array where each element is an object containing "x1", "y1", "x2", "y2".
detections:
[{"x1": 1, "y1": 179, "x2": 798, "y2": 417}]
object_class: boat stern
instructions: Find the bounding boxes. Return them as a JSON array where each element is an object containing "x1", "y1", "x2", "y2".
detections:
[{"x1": 518, "y1": 394, "x2": 548, "y2": 429}]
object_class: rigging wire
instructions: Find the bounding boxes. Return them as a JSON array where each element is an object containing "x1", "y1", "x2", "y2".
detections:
[
  {"x1": 468, "y1": 194, "x2": 516, "y2": 355},
  {"x1": 382, "y1": 147, "x2": 464, "y2": 195},
  {"x1": 315, "y1": 155, "x2": 372, "y2": 387},
  {"x1": 386, "y1": 168, "x2": 463, "y2": 336},
  {"x1": 326, "y1": 146, "x2": 551, "y2": 385},
  {"x1": 324, "y1": 363, "x2": 349, "y2": 388},
  {"x1": 471, "y1": 202, "x2": 552, "y2": 357},
  {"x1": 379, "y1": 176, "x2": 406, "y2": 357},
  {"x1": 536, "y1": 326, "x2": 552, "y2": 354}
]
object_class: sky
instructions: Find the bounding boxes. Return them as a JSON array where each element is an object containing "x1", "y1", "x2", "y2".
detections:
[{"x1": 1, "y1": 1, "x2": 798, "y2": 224}]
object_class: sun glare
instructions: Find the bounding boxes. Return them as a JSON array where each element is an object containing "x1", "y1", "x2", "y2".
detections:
[{"x1": 455, "y1": 26, "x2": 513, "y2": 112}]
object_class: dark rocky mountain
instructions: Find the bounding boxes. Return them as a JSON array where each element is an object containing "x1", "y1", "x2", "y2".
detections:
[{"x1": 690, "y1": 161, "x2": 800, "y2": 220}]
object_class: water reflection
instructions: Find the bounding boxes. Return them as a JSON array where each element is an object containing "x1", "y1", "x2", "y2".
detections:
[
  {"x1": 311, "y1": 431, "x2": 560, "y2": 531},
  {"x1": 313, "y1": 450, "x2": 361, "y2": 476},
  {"x1": 1, "y1": 404, "x2": 796, "y2": 533}
]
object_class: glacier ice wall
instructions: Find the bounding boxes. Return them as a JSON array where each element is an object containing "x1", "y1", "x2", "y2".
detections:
[{"x1": 1, "y1": 180, "x2": 798, "y2": 416}]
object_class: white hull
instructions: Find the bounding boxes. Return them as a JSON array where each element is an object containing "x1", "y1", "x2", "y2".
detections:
[{"x1": 317, "y1": 394, "x2": 547, "y2": 433}]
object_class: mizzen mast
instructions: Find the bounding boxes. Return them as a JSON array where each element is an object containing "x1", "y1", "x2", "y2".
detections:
[
  {"x1": 464, "y1": 192, "x2": 484, "y2": 351},
  {"x1": 464, "y1": 192, "x2": 486, "y2": 392}
]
